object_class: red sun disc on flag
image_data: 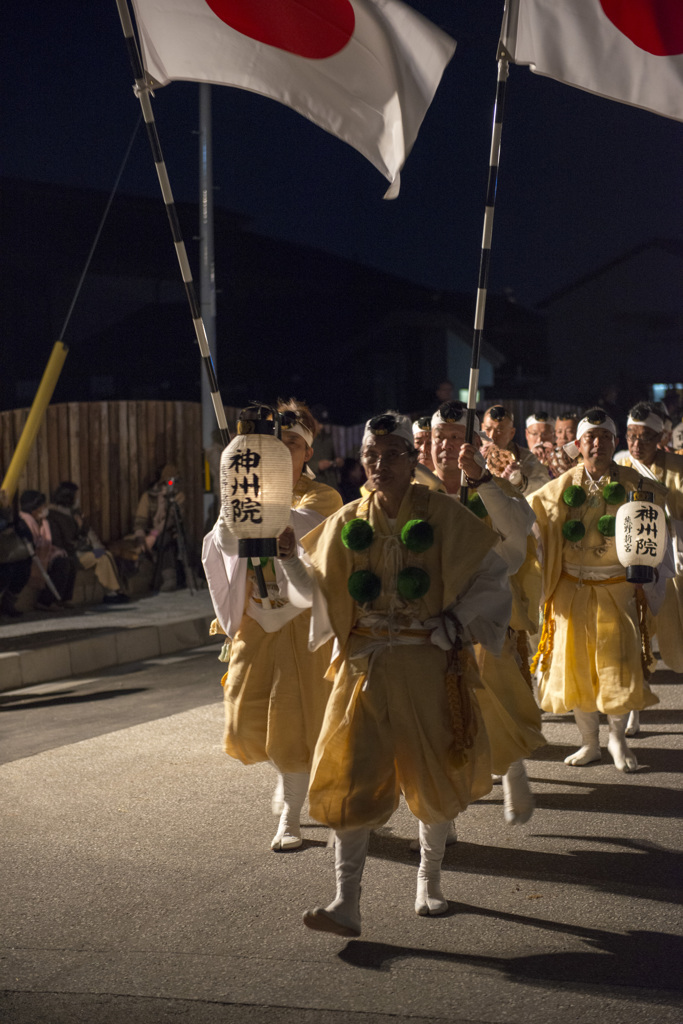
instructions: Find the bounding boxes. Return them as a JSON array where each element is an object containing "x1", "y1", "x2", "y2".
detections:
[
  {"x1": 204, "y1": 0, "x2": 355, "y2": 59},
  {"x1": 599, "y1": 0, "x2": 683, "y2": 56}
]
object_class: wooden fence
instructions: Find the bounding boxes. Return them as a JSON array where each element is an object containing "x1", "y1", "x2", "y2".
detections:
[
  {"x1": 1, "y1": 397, "x2": 585, "y2": 552},
  {"x1": 0, "y1": 401, "x2": 204, "y2": 549}
]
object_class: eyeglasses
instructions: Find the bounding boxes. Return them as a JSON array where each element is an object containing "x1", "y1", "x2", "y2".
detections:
[
  {"x1": 361, "y1": 449, "x2": 411, "y2": 467},
  {"x1": 626, "y1": 430, "x2": 658, "y2": 443}
]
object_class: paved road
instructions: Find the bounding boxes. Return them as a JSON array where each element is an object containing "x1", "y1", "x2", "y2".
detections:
[
  {"x1": 0, "y1": 646, "x2": 223, "y2": 764},
  {"x1": 1, "y1": 656, "x2": 681, "y2": 1023}
]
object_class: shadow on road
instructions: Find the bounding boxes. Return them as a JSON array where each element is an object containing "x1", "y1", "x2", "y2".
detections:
[
  {"x1": 368, "y1": 832, "x2": 681, "y2": 902},
  {"x1": 0, "y1": 687, "x2": 149, "y2": 711},
  {"x1": 338, "y1": 906, "x2": 682, "y2": 1003}
]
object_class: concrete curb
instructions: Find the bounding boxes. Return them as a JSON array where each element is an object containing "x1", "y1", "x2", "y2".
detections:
[{"x1": 0, "y1": 614, "x2": 215, "y2": 691}]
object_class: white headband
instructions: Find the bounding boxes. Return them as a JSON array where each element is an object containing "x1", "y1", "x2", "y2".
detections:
[
  {"x1": 431, "y1": 407, "x2": 480, "y2": 434},
  {"x1": 576, "y1": 415, "x2": 617, "y2": 441},
  {"x1": 280, "y1": 420, "x2": 316, "y2": 478},
  {"x1": 362, "y1": 412, "x2": 414, "y2": 449},
  {"x1": 627, "y1": 412, "x2": 664, "y2": 434},
  {"x1": 281, "y1": 421, "x2": 314, "y2": 447},
  {"x1": 526, "y1": 414, "x2": 551, "y2": 428},
  {"x1": 412, "y1": 419, "x2": 431, "y2": 435},
  {"x1": 562, "y1": 413, "x2": 617, "y2": 460}
]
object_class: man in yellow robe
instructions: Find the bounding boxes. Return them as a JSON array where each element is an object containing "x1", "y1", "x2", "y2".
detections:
[
  {"x1": 480, "y1": 404, "x2": 550, "y2": 495},
  {"x1": 430, "y1": 401, "x2": 544, "y2": 826},
  {"x1": 202, "y1": 401, "x2": 342, "y2": 851},
  {"x1": 530, "y1": 409, "x2": 669, "y2": 774},
  {"x1": 279, "y1": 412, "x2": 538, "y2": 937},
  {"x1": 615, "y1": 402, "x2": 683, "y2": 690}
]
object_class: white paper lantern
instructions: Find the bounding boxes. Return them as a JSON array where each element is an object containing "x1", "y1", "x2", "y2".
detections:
[
  {"x1": 615, "y1": 490, "x2": 667, "y2": 584},
  {"x1": 220, "y1": 419, "x2": 292, "y2": 558}
]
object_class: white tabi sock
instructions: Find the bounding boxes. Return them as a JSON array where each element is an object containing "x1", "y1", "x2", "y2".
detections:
[
  {"x1": 565, "y1": 709, "x2": 601, "y2": 766},
  {"x1": 303, "y1": 827, "x2": 369, "y2": 937},
  {"x1": 625, "y1": 709, "x2": 640, "y2": 736},
  {"x1": 415, "y1": 821, "x2": 451, "y2": 917},
  {"x1": 502, "y1": 760, "x2": 535, "y2": 825},
  {"x1": 607, "y1": 714, "x2": 638, "y2": 772},
  {"x1": 271, "y1": 772, "x2": 309, "y2": 851}
]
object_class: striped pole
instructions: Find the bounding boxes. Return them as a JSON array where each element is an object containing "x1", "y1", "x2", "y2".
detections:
[
  {"x1": 460, "y1": 46, "x2": 510, "y2": 503},
  {"x1": 114, "y1": 0, "x2": 230, "y2": 448}
]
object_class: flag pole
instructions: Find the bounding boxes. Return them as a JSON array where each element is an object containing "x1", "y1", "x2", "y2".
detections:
[
  {"x1": 1, "y1": 342, "x2": 69, "y2": 504},
  {"x1": 460, "y1": 41, "x2": 510, "y2": 503},
  {"x1": 114, "y1": 0, "x2": 230, "y2": 448}
]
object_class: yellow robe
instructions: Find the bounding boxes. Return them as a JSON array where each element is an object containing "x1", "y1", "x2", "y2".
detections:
[
  {"x1": 222, "y1": 476, "x2": 342, "y2": 772},
  {"x1": 466, "y1": 480, "x2": 544, "y2": 774},
  {"x1": 301, "y1": 484, "x2": 539, "y2": 830},
  {"x1": 530, "y1": 464, "x2": 665, "y2": 716},
  {"x1": 615, "y1": 452, "x2": 683, "y2": 671}
]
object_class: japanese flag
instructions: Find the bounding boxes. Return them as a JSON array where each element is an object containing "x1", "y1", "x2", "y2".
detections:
[
  {"x1": 503, "y1": 0, "x2": 683, "y2": 122},
  {"x1": 130, "y1": 0, "x2": 456, "y2": 197}
]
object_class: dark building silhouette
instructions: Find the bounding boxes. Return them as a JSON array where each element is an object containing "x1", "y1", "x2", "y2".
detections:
[{"x1": 2, "y1": 178, "x2": 548, "y2": 422}]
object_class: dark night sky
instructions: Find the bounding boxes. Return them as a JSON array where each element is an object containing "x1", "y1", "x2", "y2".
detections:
[{"x1": 3, "y1": 1, "x2": 682, "y2": 310}]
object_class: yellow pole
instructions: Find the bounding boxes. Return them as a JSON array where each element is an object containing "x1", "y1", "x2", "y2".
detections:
[{"x1": 1, "y1": 341, "x2": 69, "y2": 503}]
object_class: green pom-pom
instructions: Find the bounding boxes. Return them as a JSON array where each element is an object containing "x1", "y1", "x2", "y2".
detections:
[
  {"x1": 401, "y1": 519, "x2": 434, "y2": 552},
  {"x1": 467, "y1": 494, "x2": 488, "y2": 519},
  {"x1": 348, "y1": 570, "x2": 381, "y2": 604},
  {"x1": 341, "y1": 518, "x2": 374, "y2": 551},
  {"x1": 396, "y1": 567, "x2": 431, "y2": 601},
  {"x1": 563, "y1": 485, "x2": 587, "y2": 508},
  {"x1": 562, "y1": 519, "x2": 586, "y2": 543},
  {"x1": 603, "y1": 482, "x2": 626, "y2": 505},
  {"x1": 259, "y1": 556, "x2": 271, "y2": 568},
  {"x1": 597, "y1": 514, "x2": 616, "y2": 536}
]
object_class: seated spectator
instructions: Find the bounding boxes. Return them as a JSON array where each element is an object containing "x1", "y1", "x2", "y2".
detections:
[
  {"x1": 49, "y1": 482, "x2": 130, "y2": 605},
  {"x1": 0, "y1": 488, "x2": 33, "y2": 618},
  {"x1": 19, "y1": 490, "x2": 76, "y2": 610},
  {"x1": 134, "y1": 464, "x2": 186, "y2": 591}
]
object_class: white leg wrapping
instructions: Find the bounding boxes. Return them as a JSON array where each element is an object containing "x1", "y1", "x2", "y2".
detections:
[
  {"x1": 607, "y1": 714, "x2": 638, "y2": 772},
  {"x1": 415, "y1": 821, "x2": 451, "y2": 917},
  {"x1": 271, "y1": 772, "x2": 285, "y2": 816},
  {"x1": 625, "y1": 709, "x2": 640, "y2": 737},
  {"x1": 303, "y1": 827, "x2": 369, "y2": 937},
  {"x1": 271, "y1": 772, "x2": 309, "y2": 851},
  {"x1": 564, "y1": 709, "x2": 601, "y2": 766},
  {"x1": 502, "y1": 759, "x2": 535, "y2": 825},
  {"x1": 410, "y1": 818, "x2": 457, "y2": 853}
]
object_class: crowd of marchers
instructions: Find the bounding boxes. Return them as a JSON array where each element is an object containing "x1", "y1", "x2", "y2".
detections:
[{"x1": 200, "y1": 392, "x2": 683, "y2": 937}]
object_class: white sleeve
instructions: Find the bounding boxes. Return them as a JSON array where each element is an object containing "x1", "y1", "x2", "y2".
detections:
[
  {"x1": 668, "y1": 515, "x2": 683, "y2": 576},
  {"x1": 451, "y1": 548, "x2": 512, "y2": 656},
  {"x1": 644, "y1": 539, "x2": 676, "y2": 616},
  {"x1": 520, "y1": 456, "x2": 552, "y2": 496},
  {"x1": 476, "y1": 478, "x2": 535, "y2": 575},
  {"x1": 201, "y1": 525, "x2": 247, "y2": 638},
  {"x1": 278, "y1": 553, "x2": 335, "y2": 651},
  {"x1": 214, "y1": 515, "x2": 239, "y2": 556}
]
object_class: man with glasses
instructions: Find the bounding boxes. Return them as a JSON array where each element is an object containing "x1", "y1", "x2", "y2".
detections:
[
  {"x1": 278, "y1": 411, "x2": 539, "y2": 936},
  {"x1": 480, "y1": 405, "x2": 549, "y2": 495}
]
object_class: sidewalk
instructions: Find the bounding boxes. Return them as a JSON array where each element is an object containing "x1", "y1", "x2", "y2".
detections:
[{"x1": 0, "y1": 588, "x2": 219, "y2": 690}]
